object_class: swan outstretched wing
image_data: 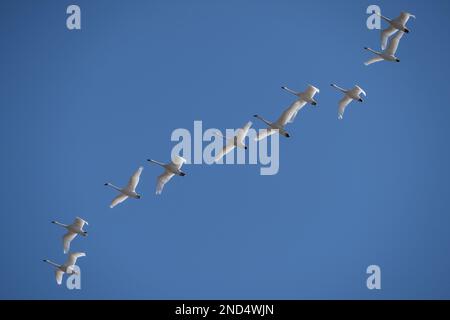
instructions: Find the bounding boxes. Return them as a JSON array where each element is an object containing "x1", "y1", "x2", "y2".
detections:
[
  {"x1": 276, "y1": 100, "x2": 307, "y2": 126},
  {"x1": 386, "y1": 31, "x2": 404, "y2": 55},
  {"x1": 397, "y1": 12, "x2": 414, "y2": 25},
  {"x1": 126, "y1": 166, "x2": 143, "y2": 192},
  {"x1": 352, "y1": 85, "x2": 366, "y2": 97},
  {"x1": 156, "y1": 171, "x2": 175, "y2": 195},
  {"x1": 55, "y1": 270, "x2": 64, "y2": 285},
  {"x1": 63, "y1": 232, "x2": 77, "y2": 254},
  {"x1": 338, "y1": 96, "x2": 353, "y2": 120},
  {"x1": 171, "y1": 155, "x2": 186, "y2": 170},
  {"x1": 64, "y1": 252, "x2": 86, "y2": 267},
  {"x1": 304, "y1": 85, "x2": 320, "y2": 99},
  {"x1": 236, "y1": 121, "x2": 252, "y2": 143},
  {"x1": 110, "y1": 193, "x2": 128, "y2": 208},
  {"x1": 381, "y1": 26, "x2": 397, "y2": 50},
  {"x1": 214, "y1": 143, "x2": 235, "y2": 162},
  {"x1": 73, "y1": 217, "x2": 88, "y2": 228},
  {"x1": 255, "y1": 128, "x2": 276, "y2": 141},
  {"x1": 364, "y1": 56, "x2": 384, "y2": 66}
]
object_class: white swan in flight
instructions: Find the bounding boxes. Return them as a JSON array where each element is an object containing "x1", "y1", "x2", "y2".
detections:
[
  {"x1": 105, "y1": 166, "x2": 143, "y2": 208},
  {"x1": 253, "y1": 85, "x2": 319, "y2": 141},
  {"x1": 52, "y1": 217, "x2": 88, "y2": 254},
  {"x1": 214, "y1": 121, "x2": 252, "y2": 162},
  {"x1": 147, "y1": 155, "x2": 186, "y2": 195},
  {"x1": 364, "y1": 31, "x2": 404, "y2": 65},
  {"x1": 330, "y1": 84, "x2": 366, "y2": 120},
  {"x1": 378, "y1": 11, "x2": 415, "y2": 50},
  {"x1": 43, "y1": 252, "x2": 86, "y2": 285}
]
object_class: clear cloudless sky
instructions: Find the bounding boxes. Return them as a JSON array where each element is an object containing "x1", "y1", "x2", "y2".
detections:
[{"x1": 1, "y1": 0, "x2": 450, "y2": 299}]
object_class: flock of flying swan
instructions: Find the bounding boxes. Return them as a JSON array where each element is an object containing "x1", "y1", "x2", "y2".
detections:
[
  {"x1": 364, "y1": 11, "x2": 415, "y2": 66},
  {"x1": 43, "y1": 9, "x2": 415, "y2": 285}
]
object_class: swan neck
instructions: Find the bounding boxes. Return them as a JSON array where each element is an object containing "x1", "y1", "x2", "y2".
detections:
[
  {"x1": 332, "y1": 84, "x2": 347, "y2": 93},
  {"x1": 107, "y1": 183, "x2": 122, "y2": 191},
  {"x1": 367, "y1": 47, "x2": 380, "y2": 55},
  {"x1": 282, "y1": 87, "x2": 298, "y2": 96},
  {"x1": 45, "y1": 260, "x2": 61, "y2": 268},
  {"x1": 52, "y1": 221, "x2": 67, "y2": 228},
  {"x1": 256, "y1": 116, "x2": 272, "y2": 126},
  {"x1": 149, "y1": 160, "x2": 165, "y2": 167}
]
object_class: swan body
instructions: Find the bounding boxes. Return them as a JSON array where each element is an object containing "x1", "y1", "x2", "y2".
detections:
[
  {"x1": 364, "y1": 31, "x2": 404, "y2": 65},
  {"x1": 105, "y1": 166, "x2": 143, "y2": 208},
  {"x1": 214, "y1": 121, "x2": 252, "y2": 162},
  {"x1": 52, "y1": 217, "x2": 88, "y2": 253},
  {"x1": 147, "y1": 155, "x2": 186, "y2": 195},
  {"x1": 254, "y1": 85, "x2": 319, "y2": 141},
  {"x1": 330, "y1": 84, "x2": 366, "y2": 120},
  {"x1": 43, "y1": 252, "x2": 86, "y2": 285}
]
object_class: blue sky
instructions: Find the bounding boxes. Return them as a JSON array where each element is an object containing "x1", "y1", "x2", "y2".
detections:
[{"x1": 1, "y1": 0, "x2": 450, "y2": 299}]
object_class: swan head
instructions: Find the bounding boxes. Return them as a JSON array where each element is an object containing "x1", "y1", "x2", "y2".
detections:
[
  {"x1": 179, "y1": 171, "x2": 186, "y2": 176},
  {"x1": 136, "y1": 194, "x2": 141, "y2": 199},
  {"x1": 358, "y1": 98, "x2": 363, "y2": 102},
  {"x1": 284, "y1": 132, "x2": 290, "y2": 138},
  {"x1": 396, "y1": 58, "x2": 400, "y2": 62},
  {"x1": 311, "y1": 101, "x2": 317, "y2": 106},
  {"x1": 404, "y1": 28, "x2": 410, "y2": 33}
]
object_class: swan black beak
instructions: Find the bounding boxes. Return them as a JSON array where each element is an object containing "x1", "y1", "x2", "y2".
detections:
[
  {"x1": 285, "y1": 133, "x2": 290, "y2": 138},
  {"x1": 359, "y1": 99, "x2": 363, "y2": 102},
  {"x1": 396, "y1": 59, "x2": 400, "y2": 62},
  {"x1": 180, "y1": 172, "x2": 186, "y2": 176},
  {"x1": 311, "y1": 101, "x2": 317, "y2": 106}
]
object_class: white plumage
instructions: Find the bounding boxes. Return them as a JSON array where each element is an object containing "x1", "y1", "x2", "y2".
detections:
[
  {"x1": 331, "y1": 84, "x2": 367, "y2": 120},
  {"x1": 105, "y1": 166, "x2": 143, "y2": 208},
  {"x1": 52, "y1": 217, "x2": 88, "y2": 254},
  {"x1": 43, "y1": 252, "x2": 86, "y2": 285},
  {"x1": 148, "y1": 155, "x2": 187, "y2": 195}
]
